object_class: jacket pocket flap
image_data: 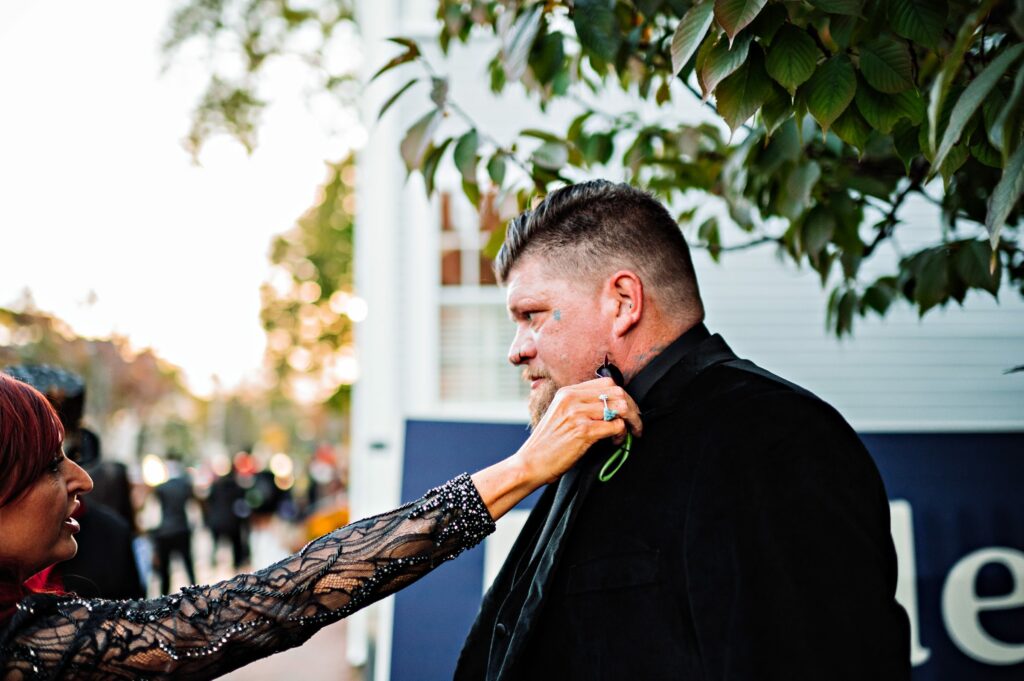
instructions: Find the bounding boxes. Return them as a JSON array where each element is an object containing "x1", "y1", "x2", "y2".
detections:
[{"x1": 565, "y1": 549, "x2": 660, "y2": 595}]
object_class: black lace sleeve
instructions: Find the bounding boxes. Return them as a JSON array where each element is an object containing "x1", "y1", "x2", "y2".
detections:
[{"x1": 1, "y1": 473, "x2": 494, "y2": 681}]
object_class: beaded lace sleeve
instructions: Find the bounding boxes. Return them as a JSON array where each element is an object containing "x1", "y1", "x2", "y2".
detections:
[{"x1": 1, "y1": 473, "x2": 495, "y2": 681}]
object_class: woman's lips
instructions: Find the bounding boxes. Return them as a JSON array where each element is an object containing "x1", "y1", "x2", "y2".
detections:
[{"x1": 63, "y1": 517, "x2": 81, "y2": 533}]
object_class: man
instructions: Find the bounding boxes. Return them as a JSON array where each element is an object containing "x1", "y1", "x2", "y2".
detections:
[
  {"x1": 455, "y1": 181, "x2": 910, "y2": 680},
  {"x1": 152, "y1": 452, "x2": 198, "y2": 594}
]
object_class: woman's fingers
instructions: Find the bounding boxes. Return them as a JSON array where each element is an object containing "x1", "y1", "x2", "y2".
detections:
[
  {"x1": 565, "y1": 377, "x2": 642, "y2": 438},
  {"x1": 519, "y1": 377, "x2": 644, "y2": 484}
]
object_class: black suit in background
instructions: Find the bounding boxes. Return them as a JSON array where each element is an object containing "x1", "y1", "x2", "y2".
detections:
[
  {"x1": 455, "y1": 325, "x2": 910, "y2": 680},
  {"x1": 61, "y1": 502, "x2": 144, "y2": 600}
]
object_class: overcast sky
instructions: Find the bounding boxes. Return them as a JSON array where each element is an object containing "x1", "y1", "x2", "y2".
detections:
[{"x1": 0, "y1": 0, "x2": 362, "y2": 396}]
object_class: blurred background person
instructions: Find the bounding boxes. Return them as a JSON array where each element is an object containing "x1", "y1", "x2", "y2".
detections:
[
  {"x1": 203, "y1": 458, "x2": 249, "y2": 571},
  {"x1": 151, "y1": 450, "x2": 197, "y2": 594}
]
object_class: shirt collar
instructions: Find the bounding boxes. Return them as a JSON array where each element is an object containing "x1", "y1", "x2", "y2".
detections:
[{"x1": 625, "y1": 322, "x2": 711, "y2": 405}]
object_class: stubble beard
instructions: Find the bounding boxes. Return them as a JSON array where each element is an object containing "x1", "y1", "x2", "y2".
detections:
[{"x1": 528, "y1": 379, "x2": 560, "y2": 428}]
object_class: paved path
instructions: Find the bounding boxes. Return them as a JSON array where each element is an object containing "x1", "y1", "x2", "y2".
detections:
[{"x1": 221, "y1": 620, "x2": 354, "y2": 681}]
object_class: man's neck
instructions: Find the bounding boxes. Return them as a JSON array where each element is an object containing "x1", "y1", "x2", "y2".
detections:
[{"x1": 619, "y1": 317, "x2": 700, "y2": 383}]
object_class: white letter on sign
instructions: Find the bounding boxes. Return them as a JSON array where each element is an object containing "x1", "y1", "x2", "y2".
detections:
[
  {"x1": 941, "y1": 547, "x2": 1024, "y2": 665},
  {"x1": 889, "y1": 500, "x2": 931, "y2": 665}
]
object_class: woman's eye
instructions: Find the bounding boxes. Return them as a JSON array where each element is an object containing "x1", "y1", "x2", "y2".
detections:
[{"x1": 48, "y1": 454, "x2": 65, "y2": 473}]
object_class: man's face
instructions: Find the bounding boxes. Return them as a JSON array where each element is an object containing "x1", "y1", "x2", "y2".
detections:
[{"x1": 505, "y1": 256, "x2": 612, "y2": 426}]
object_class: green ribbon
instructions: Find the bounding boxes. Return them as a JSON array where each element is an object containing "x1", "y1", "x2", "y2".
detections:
[{"x1": 598, "y1": 432, "x2": 632, "y2": 482}]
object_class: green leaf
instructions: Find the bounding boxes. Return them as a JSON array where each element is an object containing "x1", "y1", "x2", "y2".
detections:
[
  {"x1": 462, "y1": 178, "x2": 481, "y2": 207},
  {"x1": 986, "y1": 140, "x2": 1024, "y2": 248},
  {"x1": 927, "y1": 1, "x2": 992, "y2": 154},
  {"x1": 574, "y1": 0, "x2": 621, "y2": 62},
  {"x1": 567, "y1": 111, "x2": 593, "y2": 143},
  {"x1": 861, "y1": 279, "x2": 897, "y2": 315},
  {"x1": 760, "y1": 82, "x2": 793, "y2": 136},
  {"x1": 399, "y1": 109, "x2": 442, "y2": 171},
  {"x1": 370, "y1": 40, "x2": 420, "y2": 82},
  {"x1": 530, "y1": 31, "x2": 565, "y2": 85},
  {"x1": 913, "y1": 248, "x2": 950, "y2": 314},
  {"x1": 672, "y1": 1, "x2": 716, "y2": 76},
  {"x1": 636, "y1": 0, "x2": 664, "y2": 14},
  {"x1": 805, "y1": 54, "x2": 856, "y2": 134},
  {"x1": 971, "y1": 138, "x2": 1003, "y2": 168},
  {"x1": 521, "y1": 128, "x2": 563, "y2": 143},
  {"x1": 713, "y1": 0, "x2": 767, "y2": 45},
  {"x1": 715, "y1": 44, "x2": 774, "y2": 131},
  {"x1": 700, "y1": 32, "x2": 753, "y2": 98},
  {"x1": 802, "y1": 207, "x2": 836, "y2": 259},
  {"x1": 429, "y1": 77, "x2": 449, "y2": 108},
  {"x1": 487, "y1": 154, "x2": 507, "y2": 185},
  {"x1": 765, "y1": 24, "x2": 821, "y2": 94},
  {"x1": 893, "y1": 120, "x2": 921, "y2": 174},
  {"x1": 932, "y1": 44, "x2": 1024, "y2": 178},
  {"x1": 828, "y1": 14, "x2": 857, "y2": 50},
  {"x1": 855, "y1": 80, "x2": 924, "y2": 134},
  {"x1": 421, "y1": 137, "x2": 453, "y2": 194},
  {"x1": 831, "y1": 104, "x2": 871, "y2": 152},
  {"x1": 989, "y1": 64, "x2": 1024, "y2": 159},
  {"x1": 888, "y1": 0, "x2": 946, "y2": 48},
  {"x1": 808, "y1": 0, "x2": 864, "y2": 16},
  {"x1": 503, "y1": 4, "x2": 543, "y2": 81},
  {"x1": 859, "y1": 35, "x2": 914, "y2": 94},
  {"x1": 836, "y1": 288, "x2": 858, "y2": 335},
  {"x1": 698, "y1": 217, "x2": 722, "y2": 262},
  {"x1": 531, "y1": 140, "x2": 569, "y2": 169},
  {"x1": 939, "y1": 142, "x2": 969, "y2": 188},
  {"x1": 780, "y1": 160, "x2": 822, "y2": 219},
  {"x1": 377, "y1": 78, "x2": 418, "y2": 121},
  {"x1": 750, "y1": 2, "x2": 787, "y2": 43},
  {"x1": 954, "y1": 240, "x2": 1000, "y2": 296},
  {"x1": 453, "y1": 129, "x2": 479, "y2": 183}
]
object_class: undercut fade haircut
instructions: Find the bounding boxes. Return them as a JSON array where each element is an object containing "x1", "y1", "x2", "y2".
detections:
[{"x1": 495, "y1": 180, "x2": 704, "y2": 318}]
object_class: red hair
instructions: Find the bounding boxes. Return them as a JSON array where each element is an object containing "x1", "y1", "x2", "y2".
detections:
[{"x1": 0, "y1": 373, "x2": 65, "y2": 508}]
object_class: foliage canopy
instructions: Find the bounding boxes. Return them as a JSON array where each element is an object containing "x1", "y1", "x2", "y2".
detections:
[{"x1": 167, "y1": 0, "x2": 1024, "y2": 336}]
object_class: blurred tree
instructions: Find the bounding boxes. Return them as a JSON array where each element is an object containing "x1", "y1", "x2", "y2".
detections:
[
  {"x1": 260, "y1": 156, "x2": 359, "y2": 409},
  {"x1": 0, "y1": 294, "x2": 198, "y2": 453},
  {"x1": 162, "y1": 0, "x2": 357, "y2": 159},
  {"x1": 166, "y1": 0, "x2": 1024, "y2": 336}
]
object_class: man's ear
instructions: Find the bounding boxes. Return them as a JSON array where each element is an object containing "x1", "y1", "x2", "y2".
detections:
[{"x1": 607, "y1": 270, "x2": 643, "y2": 338}]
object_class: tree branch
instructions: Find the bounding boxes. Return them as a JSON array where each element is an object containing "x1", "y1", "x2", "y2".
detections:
[{"x1": 712, "y1": 236, "x2": 782, "y2": 251}]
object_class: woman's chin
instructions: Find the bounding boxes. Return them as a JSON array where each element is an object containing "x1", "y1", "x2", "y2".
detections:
[{"x1": 53, "y1": 537, "x2": 79, "y2": 564}]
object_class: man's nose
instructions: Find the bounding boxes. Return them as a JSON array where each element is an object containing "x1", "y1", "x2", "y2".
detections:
[{"x1": 508, "y1": 329, "x2": 536, "y2": 366}]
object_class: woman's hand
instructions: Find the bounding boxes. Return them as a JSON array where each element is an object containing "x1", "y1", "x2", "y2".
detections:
[{"x1": 471, "y1": 377, "x2": 642, "y2": 520}]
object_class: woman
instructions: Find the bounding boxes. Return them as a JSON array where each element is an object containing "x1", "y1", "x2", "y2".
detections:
[{"x1": 0, "y1": 371, "x2": 640, "y2": 679}]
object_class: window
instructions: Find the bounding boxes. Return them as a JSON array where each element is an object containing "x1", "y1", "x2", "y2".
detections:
[{"x1": 438, "y1": 191, "x2": 528, "y2": 403}]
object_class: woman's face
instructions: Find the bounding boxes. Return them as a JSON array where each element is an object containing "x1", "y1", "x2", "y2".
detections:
[{"x1": 0, "y1": 450, "x2": 93, "y2": 581}]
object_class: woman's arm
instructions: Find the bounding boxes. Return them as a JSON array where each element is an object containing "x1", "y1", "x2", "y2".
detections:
[{"x1": 2, "y1": 379, "x2": 639, "y2": 680}]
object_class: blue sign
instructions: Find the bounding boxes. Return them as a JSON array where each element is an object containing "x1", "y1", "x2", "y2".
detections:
[{"x1": 392, "y1": 422, "x2": 1024, "y2": 680}]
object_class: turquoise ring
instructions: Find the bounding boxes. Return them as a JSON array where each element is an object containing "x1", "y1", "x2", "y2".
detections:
[{"x1": 599, "y1": 393, "x2": 618, "y2": 421}]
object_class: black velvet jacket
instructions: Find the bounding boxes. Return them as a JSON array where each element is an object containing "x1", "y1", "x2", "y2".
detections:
[{"x1": 455, "y1": 326, "x2": 910, "y2": 680}]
